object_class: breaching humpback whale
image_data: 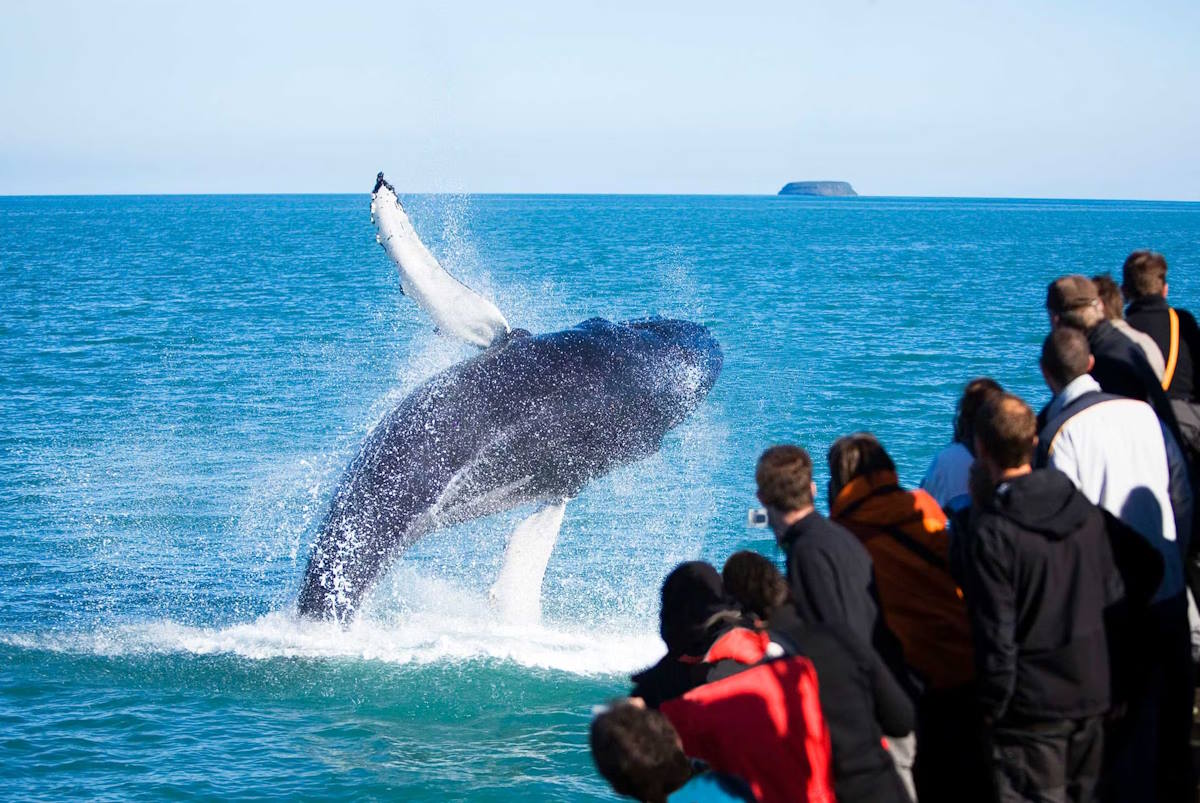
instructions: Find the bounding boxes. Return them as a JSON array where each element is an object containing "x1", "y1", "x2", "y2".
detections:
[{"x1": 297, "y1": 174, "x2": 722, "y2": 623}]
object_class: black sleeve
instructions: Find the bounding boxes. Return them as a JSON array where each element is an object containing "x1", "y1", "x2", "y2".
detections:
[
  {"x1": 867, "y1": 644, "x2": 916, "y2": 736},
  {"x1": 963, "y1": 520, "x2": 1018, "y2": 721},
  {"x1": 1101, "y1": 509, "x2": 1163, "y2": 611},
  {"x1": 827, "y1": 625, "x2": 915, "y2": 736},
  {"x1": 1179, "y1": 309, "x2": 1200, "y2": 398}
]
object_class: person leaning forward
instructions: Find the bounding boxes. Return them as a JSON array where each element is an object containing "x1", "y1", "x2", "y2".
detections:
[{"x1": 754, "y1": 445, "x2": 909, "y2": 678}]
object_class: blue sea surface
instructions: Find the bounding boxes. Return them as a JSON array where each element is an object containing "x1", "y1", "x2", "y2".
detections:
[{"x1": 2, "y1": 194, "x2": 1199, "y2": 799}]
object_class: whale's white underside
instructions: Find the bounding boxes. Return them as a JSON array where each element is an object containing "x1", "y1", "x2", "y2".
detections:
[{"x1": 370, "y1": 182, "x2": 510, "y2": 348}]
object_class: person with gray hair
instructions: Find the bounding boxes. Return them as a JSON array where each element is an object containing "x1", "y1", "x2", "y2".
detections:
[
  {"x1": 1091, "y1": 272, "x2": 1165, "y2": 380},
  {"x1": 1045, "y1": 274, "x2": 1181, "y2": 442}
]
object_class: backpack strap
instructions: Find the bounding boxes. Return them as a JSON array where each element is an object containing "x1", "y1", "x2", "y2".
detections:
[
  {"x1": 1035, "y1": 390, "x2": 1125, "y2": 466},
  {"x1": 1162, "y1": 307, "x2": 1180, "y2": 391},
  {"x1": 881, "y1": 523, "x2": 950, "y2": 573}
]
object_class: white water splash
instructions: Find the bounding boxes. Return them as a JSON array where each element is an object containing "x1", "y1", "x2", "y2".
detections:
[{"x1": 4, "y1": 571, "x2": 664, "y2": 677}]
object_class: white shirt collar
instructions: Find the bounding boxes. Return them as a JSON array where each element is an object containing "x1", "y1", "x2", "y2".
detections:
[{"x1": 1046, "y1": 373, "x2": 1101, "y2": 421}]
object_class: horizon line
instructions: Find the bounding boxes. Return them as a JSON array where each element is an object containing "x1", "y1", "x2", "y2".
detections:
[{"x1": 2, "y1": 190, "x2": 1199, "y2": 204}]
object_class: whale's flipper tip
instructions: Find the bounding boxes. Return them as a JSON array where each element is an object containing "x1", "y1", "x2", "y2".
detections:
[{"x1": 373, "y1": 172, "x2": 395, "y2": 195}]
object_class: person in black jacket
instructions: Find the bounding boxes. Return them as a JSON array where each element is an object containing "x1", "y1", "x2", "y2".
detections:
[
  {"x1": 1123, "y1": 250, "x2": 1200, "y2": 406},
  {"x1": 754, "y1": 445, "x2": 906, "y2": 669},
  {"x1": 630, "y1": 562, "x2": 755, "y2": 709},
  {"x1": 722, "y1": 550, "x2": 914, "y2": 803},
  {"x1": 754, "y1": 444, "x2": 918, "y2": 795},
  {"x1": 963, "y1": 393, "x2": 1124, "y2": 803}
]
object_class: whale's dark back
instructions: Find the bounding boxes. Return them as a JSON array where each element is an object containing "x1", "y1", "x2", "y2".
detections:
[{"x1": 297, "y1": 318, "x2": 722, "y2": 621}]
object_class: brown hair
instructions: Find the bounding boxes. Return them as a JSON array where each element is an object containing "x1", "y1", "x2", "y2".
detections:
[
  {"x1": 590, "y1": 702, "x2": 692, "y2": 803},
  {"x1": 1121, "y1": 250, "x2": 1167, "y2": 300},
  {"x1": 756, "y1": 445, "x2": 814, "y2": 511},
  {"x1": 1091, "y1": 273, "x2": 1124, "y2": 321},
  {"x1": 722, "y1": 551, "x2": 789, "y2": 619},
  {"x1": 827, "y1": 433, "x2": 895, "y2": 503},
  {"x1": 974, "y1": 393, "x2": 1037, "y2": 470},
  {"x1": 1041, "y1": 328, "x2": 1091, "y2": 389},
  {"x1": 953, "y1": 378, "x2": 1004, "y2": 448}
]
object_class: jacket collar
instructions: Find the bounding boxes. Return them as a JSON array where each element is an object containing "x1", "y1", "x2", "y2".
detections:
[
  {"x1": 781, "y1": 510, "x2": 828, "y2": 547},
  {"x1": 1044, "y1": 374, "x2": 1101, "y2": 422},
  {"x1": 830, "y1": 470, "x2": 901, "y2": 519},
  {"x1": 1127, "y1": 294, "x2": 1168, "y2": 313}
]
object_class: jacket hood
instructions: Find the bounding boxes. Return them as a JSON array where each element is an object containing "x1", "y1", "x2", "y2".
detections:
[
  {"x1": 659, "y1": 561, "x2": 741, "y2": 656},
  {"x1": 831, "y1": 470, "x2": 948, "y2": 533},
  {"x1": 988, "y1": 469, "x2": 1091, "y2": 540}
]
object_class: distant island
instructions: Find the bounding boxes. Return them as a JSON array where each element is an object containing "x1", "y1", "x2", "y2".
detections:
[{"x1": 778, "y1": 181, "x2": 857, "y2": 197}]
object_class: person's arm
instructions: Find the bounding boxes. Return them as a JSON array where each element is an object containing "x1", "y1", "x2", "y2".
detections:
[
  {"x1": 1178, "y1": 309, "x2": 1200, "y2": 398},
  {"x1": 1161, "y1": 423, "x2": 1194, "y2": 561},
  {"x1": 866, "y1": 643, "x2": 916, "y2": 736},
  {"x1": 1101, "y1": 509, "x2": 1163, "y2": 611},
  {"x1": 1045, "y1": 434, "x2": 1082, "y2": 490},
  {"x1": 964, "y1": 521, "x2": 1017, "y2": 722}
]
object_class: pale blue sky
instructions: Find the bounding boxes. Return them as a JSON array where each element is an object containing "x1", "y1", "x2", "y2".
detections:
[{"x1": 2, "y1": 1, "x2": 1197, "y2": 197}]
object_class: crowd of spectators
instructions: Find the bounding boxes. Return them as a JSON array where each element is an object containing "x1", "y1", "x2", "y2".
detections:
[{"x1": 589, "y1": 251, "x2": 1200, "y2": 803}]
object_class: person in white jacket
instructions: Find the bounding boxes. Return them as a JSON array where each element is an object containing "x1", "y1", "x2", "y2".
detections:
[
  {"x1": 1037, "y1": 328, "x2": 1191, "y2": 596},
  {"x1": 1035, "y1": 325, "x2": 1195, "y2": 802}
]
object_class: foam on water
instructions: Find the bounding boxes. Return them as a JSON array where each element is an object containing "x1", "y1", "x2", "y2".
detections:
[{"x1": 1, "y1": 567, "x2": 664, "y2": 676}]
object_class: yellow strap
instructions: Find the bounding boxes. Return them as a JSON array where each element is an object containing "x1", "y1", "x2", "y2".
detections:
[{"x1": 1162, "y1": 307, "x2": 1180, "y2": 391}]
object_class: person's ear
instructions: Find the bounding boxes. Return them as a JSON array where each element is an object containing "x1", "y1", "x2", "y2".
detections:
[
  {"x1": 1087, "y1": 354, "x2": 1095, "y2": 373},
  {"x1": 810, "y1": 481, "x2": 817, "y2": 501},
  {"x1": 1163, "y1": 283, "x2": 1169, "y2": 299}
]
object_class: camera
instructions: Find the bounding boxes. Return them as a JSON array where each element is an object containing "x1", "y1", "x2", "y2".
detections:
[{"x1": 747, "y1": 507, "x2": 769, "y2": 528}]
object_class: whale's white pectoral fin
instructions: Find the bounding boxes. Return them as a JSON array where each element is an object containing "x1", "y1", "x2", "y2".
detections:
[
  {"x1": 489, "y1": 500, "x2": 568, "y2": 625},
  {"x1": 371, "y1": 173, "x2": 510, "y2": 348}
]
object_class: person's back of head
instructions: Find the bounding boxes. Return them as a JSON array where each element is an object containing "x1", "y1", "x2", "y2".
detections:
[
  {"x1": 590, "y1": 701, "x2": 692, "y2": 803},
  {"x1": 722, "y1": 551, "x2": 789, "y2": 620},
  {"x1": 827, "y1": 432, "x2": 895, "y2": 504},
  {"x1": 1121, "y1": 250, "x2": 1168, "y2": 301},
  {"x1": 1091, "y1": 273, "x2": 1125, "y2": 321},
  {"x1": 1046, "y1": 275, "x2": 1105, "y2": 331},
  {"x1": 954, "y1": 377, "x2": 1004, "y2": 449},
  {"x1": 659, "y1": 561, "x2": 737, "y2": 657},
  {"x1": 1040, "y1": 327, "x2": 1093, "y2": 394},
  {"x1": 974, "y1": 393, "x2": 1037, "y2": 475},
  {"x1": 755, "y1": 445, "x2": 814, "y2": 515}
]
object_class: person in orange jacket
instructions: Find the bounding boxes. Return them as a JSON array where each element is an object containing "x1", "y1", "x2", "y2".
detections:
[{"x1": 827, "y1": 432, "x2": 987, "y2": 803}]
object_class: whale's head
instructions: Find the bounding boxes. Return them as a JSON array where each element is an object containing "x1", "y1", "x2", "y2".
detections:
[
  {"x1": 624, "y1": 317, "x2": 723, "y2": 413},
  {"x1": 546, "y1": 317, "x2": 722, "y2": 438}
]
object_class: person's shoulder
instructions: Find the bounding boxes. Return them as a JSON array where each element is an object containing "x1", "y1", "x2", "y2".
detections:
[
  {"x1": 669, "y1": 771, "x2": 756, "y2": 803},
  {"x1": 1175, "y1": 306, "x2": 1200, "y2": 329}
]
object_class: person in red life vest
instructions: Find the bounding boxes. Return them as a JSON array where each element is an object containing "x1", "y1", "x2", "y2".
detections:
[
  {"x1": 827, "y1": 433, "x2": 988, "y2": 803},
  {"x1": 589, "y1": 699, "x2": 755, "y2": 803},
  {"x1": 722, "y1": 550, "x2": 914, "y2": 803},
  {"x1": 631, "y1": 561, "x2": 837, "y2": 803}
]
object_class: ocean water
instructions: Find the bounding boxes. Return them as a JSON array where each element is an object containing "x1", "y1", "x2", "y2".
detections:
[{"x1": 2, "y1": 193, "x2": 1199, "y2": 800}]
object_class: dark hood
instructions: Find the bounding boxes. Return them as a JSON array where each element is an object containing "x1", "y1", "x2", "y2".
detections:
[
  {"x1": 659, "y1": 561, "x2": 740, "y2": 656},
  {"x1": 988, "y1": 469, "x2": 1092, "y2": 540}
]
